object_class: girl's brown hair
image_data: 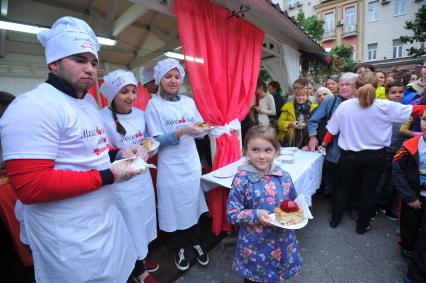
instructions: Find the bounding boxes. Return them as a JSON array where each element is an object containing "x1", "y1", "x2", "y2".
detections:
[
  {"x1": 110, "y1": 100, "x2": 126, "y2": 136},
  {"x1": 243, "y1": 126, "x2": 280, "y2": 155},
  {"x1": 356, "y1": 71, "x2": 378, "y2": 108}
]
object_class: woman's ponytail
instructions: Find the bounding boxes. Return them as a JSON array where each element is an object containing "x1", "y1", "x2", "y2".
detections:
[
  {"x1": 110, "y1": 102, "x2": 126, "y2": 136},
  {"x1": 356, "y1": 71, "x2": 378, "y2": 108}
]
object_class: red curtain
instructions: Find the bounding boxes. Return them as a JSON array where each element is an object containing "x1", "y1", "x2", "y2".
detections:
[
  {"x1": 87, "y1": 81, "x2": 151, "y2": 111},
  {"x1": 175, "y1": 0, "x2": 264, "y2": 235}
]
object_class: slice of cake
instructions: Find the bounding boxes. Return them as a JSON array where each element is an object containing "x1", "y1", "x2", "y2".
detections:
[{"x1": 274, "y1": 200, "x2": 304, "y2": 225}]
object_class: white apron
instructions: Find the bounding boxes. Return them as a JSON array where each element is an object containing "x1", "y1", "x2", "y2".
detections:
[
  {"x1": 0, "y1": 84, "x2": 137, "y2": 282},
  {"x1": 145, "y1": 96, "x2": 208, "y2": 232},
  {"x1": 100, "y1": 107, "x2": 157, "y2": 259}
]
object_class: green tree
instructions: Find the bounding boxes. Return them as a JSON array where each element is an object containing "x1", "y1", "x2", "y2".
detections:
[
  {"x1": 296, "y1": 10, "x2": 325, "y2": 42},
  {"x1": 400, "y1": 5, "x2": 426, "y2": 57},
  {"x1": 301, "y1": 44, "x2": 355, "y2": 82}
]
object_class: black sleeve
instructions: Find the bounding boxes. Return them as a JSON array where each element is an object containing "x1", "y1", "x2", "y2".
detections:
[{"x1": 392, "y1": 148, "x2": 418, "y2": 203}]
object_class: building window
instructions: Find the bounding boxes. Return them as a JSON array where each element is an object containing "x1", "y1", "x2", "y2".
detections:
[
  {"x1": 368, "y1": 43, "x2": 377, "y2": 60},
  {"x1": 344, "y1": 6, "x2": 356, "y2": 33},
  {"x1": 288, "y1": 0, "x2": 295, "y2": 6},
  {"x1": 393, "y1": 39, "x2": 403, "y2": 58},
  {"x1": 368, "y1": 1, "x2": 379, "y2": 22},
  {"x1": 394, "y1": 0, "x2": 407, "y2": 16},
  {"x1": 324, "y1": 12, "x2": 335, "y2": 33}
]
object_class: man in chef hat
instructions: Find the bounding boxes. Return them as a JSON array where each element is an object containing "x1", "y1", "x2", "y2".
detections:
[
  {"x1": 140, "y1": 67, "x2": 158, "y2": 97},
  {"x1": 1, "y1": 17, "x2": 143, "y2": 282}
]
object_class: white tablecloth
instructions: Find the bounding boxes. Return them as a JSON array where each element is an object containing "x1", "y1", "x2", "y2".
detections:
[{"x1": 201, "y1": 149, "x2": 324, "y2": 206}]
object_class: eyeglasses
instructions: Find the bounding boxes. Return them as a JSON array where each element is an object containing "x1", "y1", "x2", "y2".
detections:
[{"x1": 338, "y1": 83, "x2": 353, "y2": 88}]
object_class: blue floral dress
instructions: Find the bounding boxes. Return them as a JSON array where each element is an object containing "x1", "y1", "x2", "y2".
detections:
[{"x1": 226, "y1": 163, "x2": 302, "y2": 282}]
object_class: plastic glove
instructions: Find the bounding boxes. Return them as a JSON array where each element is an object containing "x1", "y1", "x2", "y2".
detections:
[
  {"x1": 177, "y1": 126, "x2": 202, "y2": 138},
  {"x1": 116, "y1": 144, "x2": 148, "y2": 161},
  {"x1": 110, "y1": 157, "x2": 144, "y2": 183}
]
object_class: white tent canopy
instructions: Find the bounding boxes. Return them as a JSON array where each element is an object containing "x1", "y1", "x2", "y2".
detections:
[{"x1": 0, "y1": 0, "x2": 323, "y2": 95}]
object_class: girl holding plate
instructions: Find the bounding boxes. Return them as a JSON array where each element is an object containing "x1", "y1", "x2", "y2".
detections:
[
  {"x1": 100, "y1": 70, "x2": 158, "y2": 283},
  {"x1": 145, "y1": 59, "x2": 209, "y2": 271},
  {"x1": 226, "y1": 126, "x2": 302, "y2": 283}
]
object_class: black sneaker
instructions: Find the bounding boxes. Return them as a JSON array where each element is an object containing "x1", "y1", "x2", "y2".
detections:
[
  {"x1": 192, "y1": 244, "x2": 209, "y2": 266},
  {"x1": 385, "y1": 211, "x2": 398, "y2": 221},
  {"x1": 174, "y1": 248, "x2": 189, "y2": 271},
  {"x1": 356, "y1": 225, "x2": 371, "y2": 235}
]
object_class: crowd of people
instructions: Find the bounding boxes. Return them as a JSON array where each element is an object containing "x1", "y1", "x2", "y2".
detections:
[
  {"x1": 245, "y1": 61, "x2": 426, "y2": 282},
  {"x1": 1, "y1": 14, "x2": 426, "y2": 283}
]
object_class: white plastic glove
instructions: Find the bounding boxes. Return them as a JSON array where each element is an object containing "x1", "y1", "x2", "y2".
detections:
[
  {"x1": 110, "y1": 157, "x2": 144, "y2": 183},
  {"x1": 177, "y1": 125, "x2": 202, "y2": 138},
  {"x1": 116, "y1": 144, "x2": 148, "y2": 161}
]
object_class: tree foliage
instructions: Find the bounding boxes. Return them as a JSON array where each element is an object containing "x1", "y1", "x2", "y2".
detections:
[
  {"x1": 400, "y1": 5, "x2": 426, "y2": 57},
  {"x1": 301, "y1": 45, "x2": 355, "y2": 82},
  {"x1": 296, "y1": 10, "x2": 325, "y2": 42}
]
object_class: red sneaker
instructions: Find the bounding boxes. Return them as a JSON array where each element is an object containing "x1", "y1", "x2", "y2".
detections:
[{"x1": 144, "y1": 260, "x2": 159, "y2": 273}]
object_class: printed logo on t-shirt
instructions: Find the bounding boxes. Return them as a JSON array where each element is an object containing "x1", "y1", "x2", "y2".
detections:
[
  {"x1": 81, "y1": 126, "x2": 109, "y2": 155},
  {"x1": 165, "y1": 116, "x2": 196, "y2": 130},
  {"x1": 120, "y1": 130, "x2": 144, "y2": 145}
]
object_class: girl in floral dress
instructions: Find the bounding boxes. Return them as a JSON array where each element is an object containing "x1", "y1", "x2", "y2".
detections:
[{"x1": 227, "y1": 125, "x2": 302, "y2": 283}]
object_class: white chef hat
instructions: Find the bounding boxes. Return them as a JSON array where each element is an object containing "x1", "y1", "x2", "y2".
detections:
[
  {"x1": 37, "y1": 16, "x2": 99, "y2": 64},
  {"x1": 140, "y1": 67, "x2": 155, "y2": 85},
  {"x1": 154, "y1": 58, "x2": 185, "y2": 85},
  {"x1": 100, "y1": 70, "x2": 138, "y2": 102}
]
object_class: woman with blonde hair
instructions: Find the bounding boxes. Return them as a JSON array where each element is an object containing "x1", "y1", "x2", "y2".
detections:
[{"x1": 322, "y1": 71, "x2": 426, "y2": 234}]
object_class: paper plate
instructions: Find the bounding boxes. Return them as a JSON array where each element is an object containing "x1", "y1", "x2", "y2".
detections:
[
  {"x1": 267, "y1": 213, "x2": 308, "y2": 229},
  {"x1": 213, "y1": 171, "x2": 235, "y2": 178}
]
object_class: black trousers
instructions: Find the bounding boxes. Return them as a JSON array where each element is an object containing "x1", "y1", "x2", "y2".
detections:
[
  {"x1": 322, "y1": 160, "x2": 340, "y2": 195},
  {"x1": 376, "y1": 150, "x2": 397, "y2": 208},
  {"x1": 332, "y1": 148, "x2": 386, "y2": 230},
  {"x1": 170, "y1": 223, "x2": 201, "y2": 252},
  {"x1": 407, "y1": 196, "x2": 426, "y2": 282}
]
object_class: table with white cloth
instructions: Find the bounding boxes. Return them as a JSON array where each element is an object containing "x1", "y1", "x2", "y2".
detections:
[{"x1": 201, "y1": 149, "x2": 324, "y2": 206}]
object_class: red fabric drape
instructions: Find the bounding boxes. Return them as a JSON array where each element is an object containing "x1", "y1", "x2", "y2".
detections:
[
  {"x1": 175, "y1": 0, "x2": 264, "y2": 235},
  {"x1": 87, "y1": 81, "x2": 151, "y2": 111}
]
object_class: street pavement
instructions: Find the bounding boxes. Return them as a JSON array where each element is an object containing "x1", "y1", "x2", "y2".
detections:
[{"x1": 174, "y1": 195, "x2": 407, "y2": 283}]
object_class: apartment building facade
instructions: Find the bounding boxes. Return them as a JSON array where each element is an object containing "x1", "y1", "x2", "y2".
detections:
[
  {"x1": 314, "y1": 0, "x2": 363, "y2": 61},
  {"x1": 271, "y1": 0, "x2": 319, "y2": 17},
  {"x1": 363, "y1": 0, "x2": 424, "y2": 69}
]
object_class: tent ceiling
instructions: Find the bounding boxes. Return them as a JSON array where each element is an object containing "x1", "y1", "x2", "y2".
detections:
[{"x1": 0, "y1": 0, "x2": 323, "y2": 73}]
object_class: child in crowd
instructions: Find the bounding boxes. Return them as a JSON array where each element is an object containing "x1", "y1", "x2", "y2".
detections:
[
  {"x1": 226, "y1": 126, "x2": 302, "y2": 283},
  {"x1": 393, "y1": 111, "x2": 426, "y2": 283},
  {"x1": 277, "y1": 86, "x2": 317, "y2": 148},
  {"x1": 375, "y1": 70, "x2": 387, "y2": 99},
  {"x1": 376, "y1": 81, "x2": 406, "y2": 221}
]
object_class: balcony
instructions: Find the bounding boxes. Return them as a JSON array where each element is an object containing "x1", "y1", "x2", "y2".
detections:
[
  {"x1": 342, "y1": 24, "x2": 358, "y2": 38},
  {"x1": 322, "y1": 30, "x2": 336, "y2": 42}
]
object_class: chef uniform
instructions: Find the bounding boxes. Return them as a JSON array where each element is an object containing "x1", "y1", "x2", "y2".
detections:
[
  {"x1": 0, "y1": 17, "x2": 137, "y2": 282},
  {"x1": 100, "y1": 70, "x2": 157, "y2": 261},
  {"x1": 145, "y1": 60, "x2": 208, "y2": 233}
]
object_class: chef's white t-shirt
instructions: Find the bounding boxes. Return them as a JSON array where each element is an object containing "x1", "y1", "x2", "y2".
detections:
[{"x1": 100, "y1": 107, "x2": 147, "y2": 147}]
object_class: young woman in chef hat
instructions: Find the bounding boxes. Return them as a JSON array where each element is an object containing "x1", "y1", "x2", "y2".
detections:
[
  {"x1": 145, "y1": 58, "x2": 209, "y2": 271},
  {"x1": 100, "y1": 70, "x2": 158, "y2": 283}
]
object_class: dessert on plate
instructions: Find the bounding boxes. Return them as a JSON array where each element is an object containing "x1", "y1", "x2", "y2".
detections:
[
  {"x1": 140, "y1": 139, "x2": 154, "y2": 151},
  {"x1": 274, "y1": 199, "x2": 304, "y2": 225},
  {"x1": 193, "y1": 122, "x2": 211, "y2": 131}
]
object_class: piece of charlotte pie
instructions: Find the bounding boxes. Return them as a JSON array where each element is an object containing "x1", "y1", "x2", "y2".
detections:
[{"x1": 274, "y1": 200, "x2": 304, "y2": 225}]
